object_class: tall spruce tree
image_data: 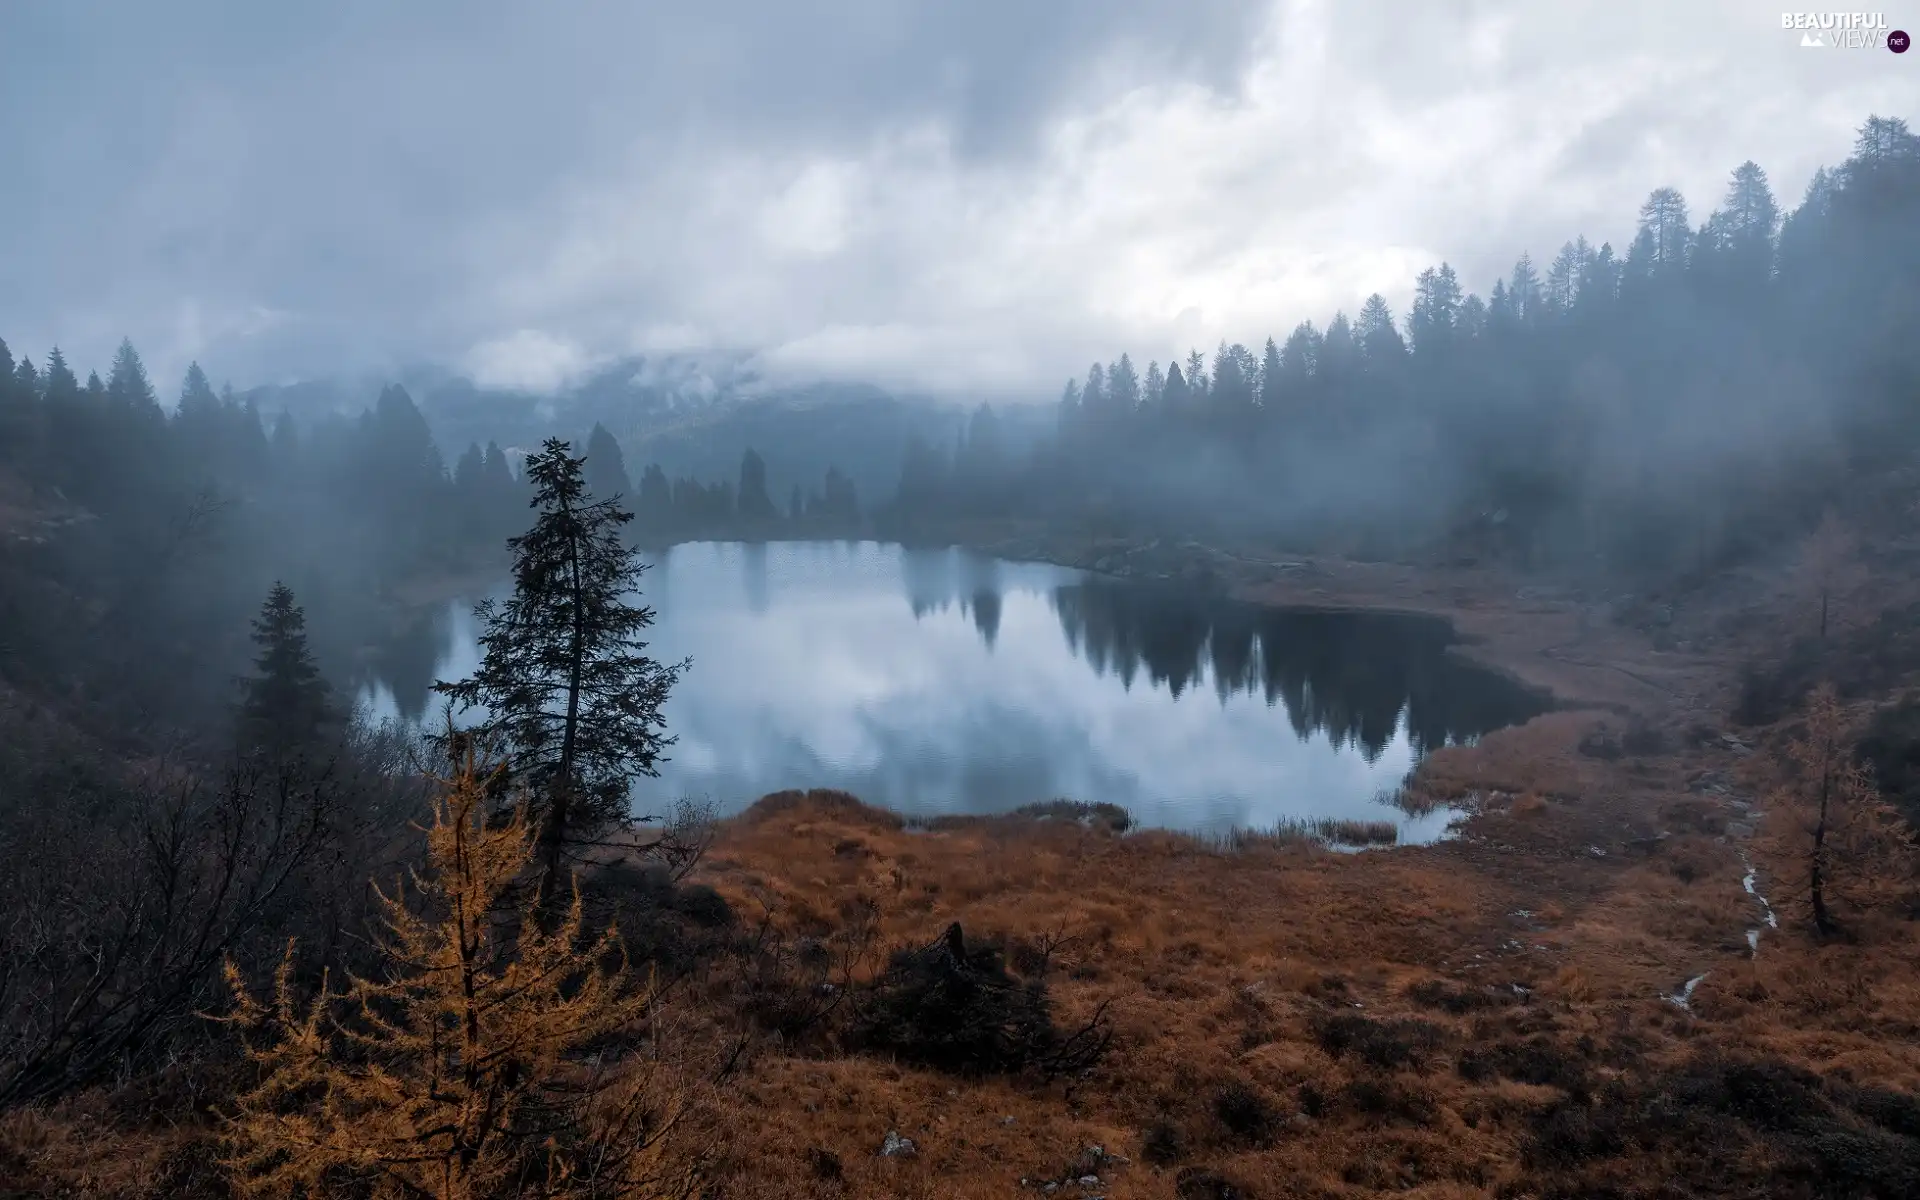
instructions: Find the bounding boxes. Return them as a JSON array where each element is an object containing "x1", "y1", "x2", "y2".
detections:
[
  {"x1": 238, "y1": 583, "x2": 336, "y2": 761},
  {"x1": 582, "y1": 422, "x2": 632, "y2": 501},
  {"x1": 736, "y1": 447, "x2": 777, "y2": 521},
  {"x1": 432, "y1": 438, "x2": 687, "y2": 909}
]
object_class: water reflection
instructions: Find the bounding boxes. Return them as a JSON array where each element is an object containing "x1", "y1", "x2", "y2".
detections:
[
  {"x1": 353, "y1": 542, "x2": 1547, "y2": 836},
  {"x1": 1052, "y1": 581, "x2": 1538, "y2": 759}
]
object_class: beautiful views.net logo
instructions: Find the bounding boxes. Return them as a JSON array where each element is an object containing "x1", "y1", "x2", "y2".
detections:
[{"x1": 1781, "y1": 12, "x2": 1910, "y2": 50}]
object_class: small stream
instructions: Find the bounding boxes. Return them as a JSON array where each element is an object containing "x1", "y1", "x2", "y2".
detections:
[
  {"x1": 1742, "y1": 854, "x2": 1778, "y2": 953},
  {"x1": 1664, "y1": 842, "x2": 1777, "y2": 1011}
]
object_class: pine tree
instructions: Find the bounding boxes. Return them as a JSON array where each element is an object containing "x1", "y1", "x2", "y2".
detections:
[
  {"x1": 454, "y1": 441, "x2": 487, "y2": 494},
  {"x1": 0, "y1": 338, "x2": 32, "y2": 465},
  {"x1": 42, "y1": 347, "x2": 78, "y2": 401},
  {"x1": 1720, "y1": 162, "x2": 1780, "y2": 259},
  {"x1": 1104, "y1": 354, "x2": 1140, "y2": 424},
  {"x1": 1409, "y1": 264, "x2": 1464, "y2": 353},
  {"x1": 106, "y1": 339, "x2": 161, "y2": 421},
  {"x1": 1279, "y1": 323, "x2": 1319, "y2": 387},
  {"x1": 1183, "y1": 349, "x2": 1210, "y2": 406},
  {"x1": 636, "y1": 462, "x2": 674, "y2": 535},
  {"x1": 1055, "y1": 378, "x2": 1082, "y2": 435},
  {"x1": 433, "y1": 439, "x2": 687, "y2": 910},
  {"x1": 174, "y1": 363, "x2": 225, "y2": 482},
  {"x1": 1507, "y1": 255, "x2": 1540, "y2": 324},
  {"x1": 1258, "y1": 337, "x2": 1283, "y2": 414},
  {"x1": 238, "y1": 583, "x2": 336, "y2": 762},
  {"x1": 1320, "y1": 312, "x2": 1355, "y2": 381},
  {"x1": 1160, "y1": 361, "x2": 1188, "y2": 414},
  {"x1": 221, "y1": 741, "x2": 694, "y2": 1198},
  {"x1": 583, "y1": 422, "x2": 632, "y2": 502},
  {"x1": 736, "y1": 447, "x2": 777, "y2": 521},
  {"x1": 1545, "y1": 241, "x2": 1584, "y2": 315},
  {"x1": 1580, "y1": 241, "x2": 1620, "y2": 309},
  {"x1": 1457, "y1": 293, "x2": 1488, "y2": 339},
  {"x1": 1632, "y1": 187, "x2": 1692, "y2": 276},
  {"x1": 822, "y1": 465, "x2": 858, "y2": 522},
  {"x1": 1080, "y1": 363, "x2": 1106, "y2": 432},
  {"x1": 1209, "y1": 343, "x2": 1256, "y2": 421},
  {"x1": 1355, "y1": 295, "x2": 1404, "y2": 365}
]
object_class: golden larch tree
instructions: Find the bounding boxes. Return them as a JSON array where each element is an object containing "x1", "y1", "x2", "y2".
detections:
[
  {"x1": 220, "y1": 739, "x2": 698, "y2": 1199},
  {"x1": 1756, "y1": 684, "x2": 1912, "y2": 938}
]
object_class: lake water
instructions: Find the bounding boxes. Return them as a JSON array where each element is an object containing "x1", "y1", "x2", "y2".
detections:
[{"x1": 356, "y1": 541, "x2": 1548, "y2": 840}]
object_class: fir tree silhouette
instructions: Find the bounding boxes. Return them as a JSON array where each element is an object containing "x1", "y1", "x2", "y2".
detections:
[
  {"x1": 433, "y1": 438, "x2": 688, "y2": 915},
  {"x1": 237, "y1": 582, "x2": 335, "y2": 763}
]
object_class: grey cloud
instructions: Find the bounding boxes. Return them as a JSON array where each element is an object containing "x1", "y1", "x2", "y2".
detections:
[
  {"x1": 2, "y1": 0, "x2": 1907, "y2": 397},
  {"x1": 2, "y1": 0, "x2": 1265, "y2": 386}
]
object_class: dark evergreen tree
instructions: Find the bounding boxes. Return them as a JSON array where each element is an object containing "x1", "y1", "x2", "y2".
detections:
[
  {"x1": 0, "y1": 338, "x2": 34, "y2": 466},
  {"x1": 1055, "y1": 378, "x2": 1082, "y2": 434},
  {"x1": 1183, "y1": 349, "x2": 1210, "y2": 407},
  {"x1": 736, "y1": 447, "x2": 777, "y2": 521},
  {"x1": 583, "y1": 422, "x2": 632, "y2": 501},
  {"x1": 174, "y1": 363, "x2": 226, "y2": 483},
  {"x1": 1409, "y1": 264, "x2": 1464, "y2": 353},
  {"x1": 635, "y1": 462, "x2": 674, "y2": 535},
  {"x1": 1257, "y1": 337, "x2": 1284, "y2": 414},
  {"x1": 822, "y1": 465, "x2": 859, "y2": 523},
  {"x1": 1160, "y1": 360, "x2": 1189, "y2": 414},
  {"x1": 1355, "y1": 295, "x2": 1404, "y2": 365},
  {"x1": 432, "y1": 439, "x2": 687, "y2": 910},
  {"x1": 1505, "y1": 255, "x2": 1539, "y2": 324},
  {"x1": 106, "y1": 339, "x2": 162, "y2": 424},
  {"x1": 237, "y1": 582, "x2": 336, "y2": 761},
  {"x1": 1631, "y1": 186, "x2": 1692, "y2": 278},
  {"x1": 1104, "y1": 355, "x2": 1140, "y2": 426}
]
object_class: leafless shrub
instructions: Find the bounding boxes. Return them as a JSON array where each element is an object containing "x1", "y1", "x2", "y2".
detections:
[{"x1": 0, "y1": 757, "x2": 341, "y2": 1107}]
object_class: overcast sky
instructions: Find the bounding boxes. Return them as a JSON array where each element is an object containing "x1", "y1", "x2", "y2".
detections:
[{"x1": 2, "y1": 0, "x2": 1911, "y2": 400}]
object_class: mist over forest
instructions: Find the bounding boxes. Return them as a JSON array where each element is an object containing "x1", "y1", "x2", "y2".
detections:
[{"x1": 4, "y1": 115, "x2": 1914, "y2": 743}]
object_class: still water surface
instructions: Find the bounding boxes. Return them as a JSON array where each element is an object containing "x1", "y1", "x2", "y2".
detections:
[{"x1": 356, "y1": 541, "x2": 1547, "y2": 839}]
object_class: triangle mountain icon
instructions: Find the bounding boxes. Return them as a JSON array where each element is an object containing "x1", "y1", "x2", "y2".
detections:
[{"x1": 1800, "y1": 30, "x2": 1824, "y2": 46}]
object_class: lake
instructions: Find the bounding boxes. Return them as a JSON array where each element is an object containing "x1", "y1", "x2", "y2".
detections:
[{"x1": 355, "y1": 541, "x2": 1549, "y2": 840}]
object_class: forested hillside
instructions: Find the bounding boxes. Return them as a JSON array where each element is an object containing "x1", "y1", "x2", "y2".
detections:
[{"x1": 885, "y1": 117, "x2": 1920, "y2": 585}]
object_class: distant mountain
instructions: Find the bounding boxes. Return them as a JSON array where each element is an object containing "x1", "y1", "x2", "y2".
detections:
[{"x1": 240, "y1": 353, "x2": 1053, "y2": 507}]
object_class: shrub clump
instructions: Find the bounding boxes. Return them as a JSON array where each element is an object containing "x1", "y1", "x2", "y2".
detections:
[
  {"x1": 1407, "y1": 978, "x2": 1510, "y2": 1016},
  {"x1": 847, "y1": 923, "x2": 1110, "y2": 1078},
  {"x1": 1211, "y1": 1080, "x2": 1279, "y2": 1147},
  {"x1": 1458, "y1": 1037, "x2": 1591, "y2": 1098},
  {"x1": 1526, "y1": 1054, "x2": 1920, "y2": 1196},
  {"x1": 1312, "y1": 1013, "x2": 1448, "y2": 1072}
]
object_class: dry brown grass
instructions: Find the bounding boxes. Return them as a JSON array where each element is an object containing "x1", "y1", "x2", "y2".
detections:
[
  {"x1": 15, "y1": 721, "x2": 1920, "y2": 1197},
  {"x1": 660, "y1": 757, "x2": 1920, "y2": 1197}
]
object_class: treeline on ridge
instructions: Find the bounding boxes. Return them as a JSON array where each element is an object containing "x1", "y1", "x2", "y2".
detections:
[{"x1": 881, "y1": 115, "x2": 1920, "y2": 585}]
